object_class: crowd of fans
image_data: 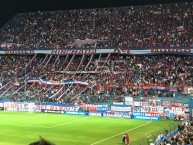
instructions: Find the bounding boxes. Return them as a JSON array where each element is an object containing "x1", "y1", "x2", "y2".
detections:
[
  {"x1": 0, "y1": 54, "x2": 192, "y2": 103},
  {"x1": 0, "y1": 2, "x2": 193, "y2": 145},
  {"x1": 0, "y1": 2, "x2": 193, "y2": 49},
  {"x1": 0, "y1": 2, "x2": 192, "y2": 104},
  {"x1": 157, "y1": 120, "x2": 193, "y2": 145}
]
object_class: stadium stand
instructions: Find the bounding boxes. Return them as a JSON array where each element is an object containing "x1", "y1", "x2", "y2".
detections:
[
  {"x1": 0, "y1": 54, "x2": 192, "y2": 104},
  {"x1": 0, "y1": 1, "x2": 193, "y2": 145},
  {"x1": 0, "y1": 2, "x2": 193, "y2": 49}
]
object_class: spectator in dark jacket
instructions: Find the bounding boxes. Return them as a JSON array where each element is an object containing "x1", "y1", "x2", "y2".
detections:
[{"x1": 29, "y1": 137, "x2": 55, "y2": 145}]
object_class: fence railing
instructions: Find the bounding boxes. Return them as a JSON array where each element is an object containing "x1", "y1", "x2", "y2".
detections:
[{"x1": 0, "y1": 91, "x2": 191, "y2": 104}]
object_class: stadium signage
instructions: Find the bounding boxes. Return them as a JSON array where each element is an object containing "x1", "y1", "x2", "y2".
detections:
[
  {"x1": 35, "y1": 105, "x2": 79, "y2": 111},
  {"x1": 151, "y1": 47, "x2": 191, "y2": 53},
  {"x1": 89, "y1": 112, "x2": 102, "y2": 116},
  {"x1": 110, "y1": 105, "x2": 132, "y2": 112},
  {"x1": 80, "y1": 104, "x2": 109, "y2": 112},
  {"x1": 64, "y1": 111, "x2": 88, "y2": 116},
  {"x1": 51, "y1": 49, "x2": 96, "y2": 55},
  {"x1": 162, "y1": 100, "x2": 172, "y2": 106},
  {"x1": 42, "y1": 109, "x2": 63, "y2": 114},
  {"x1": 4, "y1": 102, "x2": 35, "y2": 112},
  {"x1": 133, "y1": 112, "x2": 146, "y2": 116},
  {"x1": 5, "y1": 50, "x2": 34, "y2": 54},
  {"x1": 133, "y1": 115, "x2": 160, "y2": 120},
  {"x1": 103, "y1": 112, "x2": 132, "y2": 118},
  {"x1": 0, "y1": 47, "x2": 193, "y2": 55},
  {"x1": 133, "y1": 112, "x2": 166, "y2": 117},
  {"x1": 146, "y1": 112, "x2": 166, "y2": 117}
]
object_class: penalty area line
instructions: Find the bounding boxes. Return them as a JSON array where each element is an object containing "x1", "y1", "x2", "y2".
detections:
[{"x1": 90, "y1": 121, "x2": 151, "y2": 145}]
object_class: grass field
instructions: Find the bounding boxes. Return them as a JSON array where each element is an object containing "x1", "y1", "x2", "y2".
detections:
[{"x1": 0, "y1": 111, "x2": 178, "y2": 145}]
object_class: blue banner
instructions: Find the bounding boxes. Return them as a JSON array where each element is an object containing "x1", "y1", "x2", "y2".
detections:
[
  {"x1": 64, "y1": 111, "x2": 88, "y2": 116},
  {"x1": 133, "y1": 112, "x2": 146, "y2": 116},
  {"x1": 89, "y1": 112, "x2": 132, "y2": 118},
  {"x1": 27, "y1": 78, "x2": 88, "y2": 86},
  {"x1": 133, "y1": 115, "x2": 160, "y2": 121}
]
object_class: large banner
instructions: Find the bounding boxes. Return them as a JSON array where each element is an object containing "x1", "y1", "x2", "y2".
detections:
[
  {"x1": 35, "y1": 104, "x2": 79, "y2": 112},
  {"x1": 125, "y1": 97, "x2": 133, "y2": 105},
  {"x1": 110, "y1": 105, "x2": 132, "y2": 112},
  {"x1": 89, "y1": 112, "x2": 132, "y2": 118},
  {"x1": 64, "y1": 111, "x2": 88, "y2": 116},
  {"x1": 35, "y1": 103, "x2": 109, "y2": 113},
  {"x1": 0, "y1": 47, "x2": 193, "y2": 55},
  {"x1": 133, "y1": 106, "x2": 164, "y2": 113},
  {"x1": 79, "y1": 104, "x2": 109, "y2": 113},
  {"x1": 0, "y1": 102, "x2": 189, "y2": 119},
  {"x1": 27, "y1": 78, "x2": 89, "y2": 87},
  {"x1": 133, "y1": 115, "x2": 160, "y2": 121},
  {"x1": 4, "y1": 102, "x2": 35, "y2": 112}
]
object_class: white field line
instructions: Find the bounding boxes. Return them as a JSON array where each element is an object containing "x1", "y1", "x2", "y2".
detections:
[
  {"x1": 49, "y1": 117, "x2": 89, "y2": 128},
  {"x1": 17, "y1": 113, "x2": 48, "y2": 120},
  {"x1": 0, "y1": 123, "x2": 50, "y2": 128},
  {"x1": 0, "y1": 117, "x2": 89, "y2": 129},
  {"x1": 30, "y1": 114, "x2": 48, "y2": 119},
  {"x1": 90, "y1": 121, "x2": 151, "y2": 145}
]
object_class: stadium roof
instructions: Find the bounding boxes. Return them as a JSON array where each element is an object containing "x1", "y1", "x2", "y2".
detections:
[{"x1": 0, "y1": 0, "x2": 190, "y2": 28}]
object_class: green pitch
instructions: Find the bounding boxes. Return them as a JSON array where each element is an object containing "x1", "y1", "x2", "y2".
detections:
[{"x1": 0, "y1": 111, "x2": 177, "y2": 145}]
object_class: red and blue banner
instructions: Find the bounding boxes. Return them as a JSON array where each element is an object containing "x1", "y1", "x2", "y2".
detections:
[{"x1": 27, "y1": 78, "x2": 89, "y2": 87}]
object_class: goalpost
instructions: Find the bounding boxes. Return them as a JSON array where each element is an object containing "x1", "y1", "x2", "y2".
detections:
[{"x1": 4, "y1": 102, "x2": 35, "y2": 112}]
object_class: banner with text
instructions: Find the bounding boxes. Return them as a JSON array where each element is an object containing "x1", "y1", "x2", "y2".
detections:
[{"x1": 0, "y1": 47, "x2": 193, "y2": 55}]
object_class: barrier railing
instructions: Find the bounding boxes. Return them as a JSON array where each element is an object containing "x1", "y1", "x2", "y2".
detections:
[{"x1": 0, "y1": 91, "x2": 191, "y2": 104}]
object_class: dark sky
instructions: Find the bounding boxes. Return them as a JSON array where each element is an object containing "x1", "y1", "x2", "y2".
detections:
[{"x1": 0, "y1": 0, "x2": 191, "y2": 28}]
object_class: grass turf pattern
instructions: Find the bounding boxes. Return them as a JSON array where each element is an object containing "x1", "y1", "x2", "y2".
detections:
[{"x1": 0, "y1": 111, "x2": 177, "y2": 145}]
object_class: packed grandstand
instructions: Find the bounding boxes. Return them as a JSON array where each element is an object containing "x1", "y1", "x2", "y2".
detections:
[{"x1": 0, "y1": 1, "x2": 193, "y2": 145}]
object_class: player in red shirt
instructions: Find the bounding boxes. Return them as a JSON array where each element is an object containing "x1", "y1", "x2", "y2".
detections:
[{"x1": 125, "y1": 133, "x2": 129, "y2": 145}]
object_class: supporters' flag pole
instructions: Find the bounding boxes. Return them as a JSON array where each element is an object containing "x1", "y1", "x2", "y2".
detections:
[
  {"x1": 64, "y1": 85, "x2": 78, "y2": 100},
  {"x1": 27, "y1": 82, "x2": 36, "y2": 91},
  {"x1": 70, "y1": 86, "x2": 89, "y2": 101},
  {"x1": 49, "y1": 86, "x2": 64, "y2": 99},
  {"x1": 101, "y1": 53, "x2": 111, "y2": 68},
  {"x1": 64, "y1": 54, "x2": 75, "y2": 70},
  {"x1": 77, "y1": 55, "x2": 85, "y2": 70},
  {"x1": 12, "y1": 84, "x2": 25, "y2": 95},
  {"x1": 26, "y1": 53, "x2": 37, "y2": 67},
  {"x1": 57, "y1": 84, "x2": 74, "y2": 100},
  {"x1": 85, "y1": 54, "x2": 94, "y2": 70},
  {"x1": 0, "y1": 86, "x2": 13, "y2": 98},
  {"x1": 0, "y1": 82, "x2": 10, "y2": 90},
  {"x1": 40, "y1": 55, "x2": 52, "y2": 71}
]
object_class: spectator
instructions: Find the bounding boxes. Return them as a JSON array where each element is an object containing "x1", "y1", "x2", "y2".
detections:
[{"x1": 29, "y1": 137, "x2": 55, "y2": 145}]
